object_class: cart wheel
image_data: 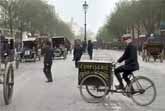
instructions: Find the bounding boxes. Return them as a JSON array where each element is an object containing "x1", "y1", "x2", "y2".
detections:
[
  {"x1": 129, "y1": 76, "x2": 156, "y2": 106},
  {"x1": 3, "y1": 64, "x2": 14, "y2": 105},
  {"x1": 79, "y1": 75, "x2": 108, "y2": 103}
]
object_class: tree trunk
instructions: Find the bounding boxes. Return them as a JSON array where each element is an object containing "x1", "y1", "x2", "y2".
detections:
[
  {"x1": 131, "y1": 25, "x2": 135, "y2": 40},
  {"x1": 9, "y1": 5, "x2": 13, "y2": 37}
]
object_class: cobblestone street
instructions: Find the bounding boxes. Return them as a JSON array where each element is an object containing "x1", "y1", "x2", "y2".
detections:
[{"x1": 0, "y1": 49, "x2": 164, "y2": 111}]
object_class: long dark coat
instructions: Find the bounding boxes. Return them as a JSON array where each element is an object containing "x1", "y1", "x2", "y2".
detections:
[
  {"x1": 118, "y1": 42, "x2": 139, "y2": 71},
  {"x1": 43, "y1": 47, "x2": 54, "y2": 64}
]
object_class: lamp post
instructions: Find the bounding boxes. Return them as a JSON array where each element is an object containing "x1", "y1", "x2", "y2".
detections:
[{"x1": 82, "y1": 1, "x2": 88, "y2": 43}]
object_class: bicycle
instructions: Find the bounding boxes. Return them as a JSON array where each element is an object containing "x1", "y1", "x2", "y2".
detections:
[{"x1": 79, "y1": 62, "x2": 157, "y2": 106}]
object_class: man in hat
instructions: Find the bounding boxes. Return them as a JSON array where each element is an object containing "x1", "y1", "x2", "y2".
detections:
[{"x1": 115, "y1": 35, "x2": 139, "y2": 89}]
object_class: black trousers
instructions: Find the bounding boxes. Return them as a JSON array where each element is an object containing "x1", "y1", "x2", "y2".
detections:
[
  {"x1": 88, "y1": 51, "x2": 93, "y2": 60},
  {"x1": 75, "y1": 58, "x2": 81, "y2": 68},
  {"x1": 114, "y1": 65, "x2": 133, "y2": 86},
  {"x1": 43, "y1": 63, "x2": 52, "y2": 81}
]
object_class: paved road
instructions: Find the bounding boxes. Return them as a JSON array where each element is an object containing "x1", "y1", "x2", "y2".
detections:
[{"x1": 0, "y1": 50, "x2": 164, "y2": 111}]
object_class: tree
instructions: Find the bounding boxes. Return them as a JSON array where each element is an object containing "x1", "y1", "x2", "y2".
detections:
[
  {"x1": 98, "y1": 0, "x2": 165, "y2": 41},
  {"x1": 0, "y1": 0, "x2": 75, "y2": 40}
]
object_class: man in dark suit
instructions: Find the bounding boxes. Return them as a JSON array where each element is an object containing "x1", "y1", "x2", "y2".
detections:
[
  {"x1": 43, "y1": 41, "x2": 54, "y2": 82},
  {"x1": 115, "y1": 36, "x2": 139, "y2": 89},
  {"x1": 73, "y1": 40, "x2": 83, "y2": 68},
  {"x1": 87, "y1": 40, "x2": 93, "y2": 60}
]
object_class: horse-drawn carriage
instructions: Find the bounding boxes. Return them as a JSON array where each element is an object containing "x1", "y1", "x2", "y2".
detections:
[
  {"x1": 0, "y1": 36, "x2": 14, "y2": 105},
  {"x1": 142, "y1": 37, "x2": 164, "y2": 62},
  {"x1": 21, "y1": 38, "x2": 38, "y2": 62},
  {"x1": 51, "y1": 36, "x2": 68, "y2": 59}
]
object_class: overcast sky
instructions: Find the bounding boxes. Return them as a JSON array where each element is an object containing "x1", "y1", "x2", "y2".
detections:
[{"x1": 49, "y1": 0, "x2": 120, "y2": 34}]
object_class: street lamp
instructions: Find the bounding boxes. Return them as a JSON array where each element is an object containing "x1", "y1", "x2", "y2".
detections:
[{"x1": 82, "y1": 1, "x2": 88, "y2": 43}]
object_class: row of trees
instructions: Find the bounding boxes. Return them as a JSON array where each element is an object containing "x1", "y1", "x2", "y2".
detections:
[
  {"x1": 97, "y1": 0, "x2": 165, "y2": 41},
  {"x1": 0, "y1": 0, "x2": 74, "y2": 39}
]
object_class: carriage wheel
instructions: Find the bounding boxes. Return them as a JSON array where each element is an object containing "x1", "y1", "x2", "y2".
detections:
[
  {"x1": 3, "y1": 64, "x2": 14, "y2": 105},
  {"x1": 79, "y1": 75, "x2": 108, "y2": 103}
]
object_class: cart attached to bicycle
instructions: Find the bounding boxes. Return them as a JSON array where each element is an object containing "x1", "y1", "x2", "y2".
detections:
[{"x1": 78, "y1": 60, "x2": 157, "y2": 106}]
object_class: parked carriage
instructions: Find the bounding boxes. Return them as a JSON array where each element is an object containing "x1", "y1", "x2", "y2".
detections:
[
  {"x1": 35, "y1": 36, "x2": 49, "y2": 56},
  {"x1": 142, "y1": 37, "x2": 164, "y2": 62},
  {"x1": 51, "y1": 36, "x2": 68, "y2": 59},
  {"x1": 21, "y1": 38, "x2": 37, "y2": 62},
  {"x1": 0, "y1": 36, "x2": 14, "y2": 105}
]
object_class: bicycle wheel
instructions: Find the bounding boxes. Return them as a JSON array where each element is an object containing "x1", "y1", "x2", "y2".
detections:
[
  {"x1": 3, "y1": 64, "x2": 14, "y2": 105},
  {"x1": 129, "y1": 76, "x2": 156, "y2": 106},
  {"x1": 79, "y1": 75, "x2": 108, "y2": 103}
]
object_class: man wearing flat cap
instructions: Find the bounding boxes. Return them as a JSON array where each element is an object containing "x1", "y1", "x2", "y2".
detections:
[{"x1": 115, "y1": 35, "x2": 139, "y2": 89}]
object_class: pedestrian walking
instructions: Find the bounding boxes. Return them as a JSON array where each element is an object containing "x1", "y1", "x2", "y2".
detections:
[
  {"x1": 87, "y1": 40, "x2": 93, "y2": 60},
  {"x1": 43, "y1": 41, "x2": 54, "y2": 82},
  {"x1": 73, "y1": 40, "x2": 83, "y2": 68}
]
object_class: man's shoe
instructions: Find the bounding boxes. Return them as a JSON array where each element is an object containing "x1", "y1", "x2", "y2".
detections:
[
  {"x1": 46, "y1": 80, "x2": 53, "y2": 83},
  {"x1": 115, "y1": 85, "x2": 124, "y2": 90}
]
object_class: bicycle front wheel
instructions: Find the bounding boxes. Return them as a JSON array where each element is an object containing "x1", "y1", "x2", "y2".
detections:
[
  {"x1": 79, "y1": 74, "x2": 108, "y2": 103},
  {"x1": 130, "y1": 76, "x2": 157, "y2": 106}
]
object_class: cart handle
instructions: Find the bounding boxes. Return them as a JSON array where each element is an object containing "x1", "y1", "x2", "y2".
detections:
[{"x1": 112, "y1": 62, "x2": 118, "y2": 68}]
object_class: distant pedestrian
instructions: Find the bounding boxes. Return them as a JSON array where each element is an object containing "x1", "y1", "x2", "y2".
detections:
[
  {"x1": 43, "y1": 41, "x2": 54, "y2": 82},
  {"x1": 73, "y1": 40, "x2": 83, "y2": 68},
  {"x1": 87, "y1": 40, "x2": 93, "y2": 60}
]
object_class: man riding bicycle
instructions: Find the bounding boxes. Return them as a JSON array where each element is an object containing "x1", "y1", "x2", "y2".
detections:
[{"x1": 115, "y1": 35, "x2": 139, "y2": 90}]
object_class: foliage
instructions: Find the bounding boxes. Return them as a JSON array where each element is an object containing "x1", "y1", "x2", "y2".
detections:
[
  {"x1": 97, "y1": 0, "x2": 165, "y2": 41},
  {"x1": 0, "y1": 0, "x2": 74, "y2": 39}
]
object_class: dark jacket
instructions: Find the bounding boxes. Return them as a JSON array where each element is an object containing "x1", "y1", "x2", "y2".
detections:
[
  {"x1": 73, "y1": 46, "x2": 83, "y2": 60},
  {"x1": 118, "y1": 42, "x2": 139, "y2": 71},
  {"x1": 43, "y1": 47, "x2": 54, "y2": 64},
  {"x1": 0, "y1": 36, "x2": 10, "y2": 57},
  {"x1": 87, "y1": 42, "x2": 93, "y2": 54}
]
